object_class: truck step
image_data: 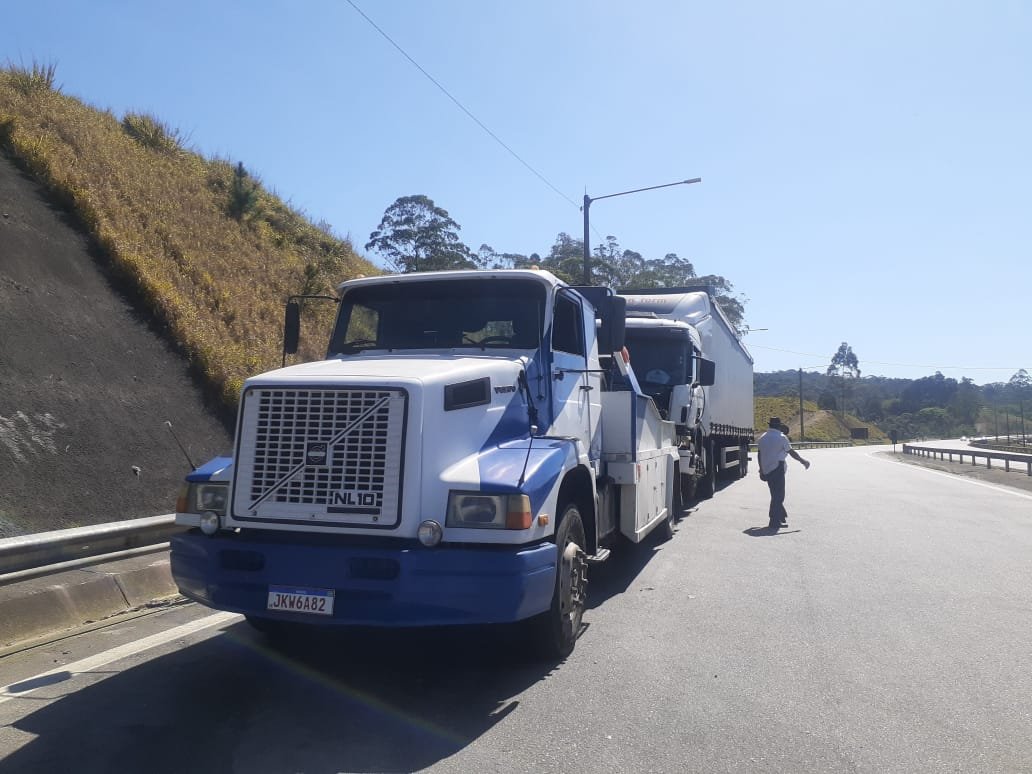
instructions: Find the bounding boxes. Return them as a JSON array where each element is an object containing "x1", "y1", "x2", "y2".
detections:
[{"x1": 586, "y1": 548, "x2": 611, "y2": 564}]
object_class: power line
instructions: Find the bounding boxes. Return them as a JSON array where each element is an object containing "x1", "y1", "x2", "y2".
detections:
[{"x1": 345, "y1": 0, "x2": 580, "y2": 211}]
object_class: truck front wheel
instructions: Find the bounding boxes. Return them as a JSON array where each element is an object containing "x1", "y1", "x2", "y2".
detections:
[
  {"x1": 697, "y1": 440, "x2": 717, "y2": 499},
  {"x1": 528, "y1": 503, "x2": 587, "y2": 660},
  {"x1": 657, "y1": 464, "x2": 684, "y2": 542}
]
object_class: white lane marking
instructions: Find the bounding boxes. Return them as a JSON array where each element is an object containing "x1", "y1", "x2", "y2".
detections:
[
  {"x1": 0, "y1": 611, "x2": 240, "y2": 704},
  {"x1": 869, "y1": 452, "x2": 1032, "y2": 501}
]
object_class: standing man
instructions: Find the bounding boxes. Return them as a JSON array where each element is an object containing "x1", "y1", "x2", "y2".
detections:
[{"x1": 757, "y1": 417, "x2": 811, "y2": 530}]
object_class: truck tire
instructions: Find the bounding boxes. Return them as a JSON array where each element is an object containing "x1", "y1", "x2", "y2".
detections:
[
  {"x1": 682, "y1": 471, "x2": 697, "y2": 503},
  {"x1": 697, "y1": 441, "x2": 717, "y2": 499},
  {"x1": 528, "y1": 503, "x2": 587, "y2": 660}
]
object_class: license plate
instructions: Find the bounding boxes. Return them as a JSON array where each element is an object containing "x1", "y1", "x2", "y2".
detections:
[{"x1": 266, "y1": 586, "x2": 335, "y2": 616}]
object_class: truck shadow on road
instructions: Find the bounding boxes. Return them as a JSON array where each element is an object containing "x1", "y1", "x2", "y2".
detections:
[
  {"x1": 3, "y1": 621, "x2": 563, "y2": 774},
  {"x1": 3, "y1": 495, "x2": 729, "y2": 773}
]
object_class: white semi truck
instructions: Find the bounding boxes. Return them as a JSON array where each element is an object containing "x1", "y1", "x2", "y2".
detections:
[
  {"x1": 620, "y1": 287, "x2": 754, "y2": 500},
  {"x1": 172, "y1": 269, "x2": 687, "y2": 659}
]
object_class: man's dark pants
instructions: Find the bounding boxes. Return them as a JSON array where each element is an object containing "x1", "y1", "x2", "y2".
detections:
[{"x1": 766, "y1": 462, "x2": 787, "y2": 526}]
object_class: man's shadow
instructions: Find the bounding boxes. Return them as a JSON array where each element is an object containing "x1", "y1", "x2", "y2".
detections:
[{"x1": 743, "y1": 525, "x2": 801, "y2": 537}]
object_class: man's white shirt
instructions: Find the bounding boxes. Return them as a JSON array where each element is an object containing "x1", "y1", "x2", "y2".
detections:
[{"x1": 757, "y1": 430, "x2": 791, "y2": 476}]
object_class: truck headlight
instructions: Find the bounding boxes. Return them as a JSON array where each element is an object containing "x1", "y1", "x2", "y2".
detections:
[
  {"x1": 177, "y1": 482, "x2": 229, "y2": 516},
  {"x1": 446, "y1": 492, "x2": 532, "y2": 530}
]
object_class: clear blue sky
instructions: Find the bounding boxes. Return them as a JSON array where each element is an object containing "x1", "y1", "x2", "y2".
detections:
[{"x1": 3, "y1": 1, "x2": 1029, "y2": 382}]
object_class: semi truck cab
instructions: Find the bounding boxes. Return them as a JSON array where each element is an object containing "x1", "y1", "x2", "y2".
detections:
[{"x1": 172, "y1": 269, "x2": 679, "y2": 659}]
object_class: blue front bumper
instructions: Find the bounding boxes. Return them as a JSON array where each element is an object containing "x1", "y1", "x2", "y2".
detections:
[{"x1": 170, "y1": 532, "x2": 557, "y2": 627}]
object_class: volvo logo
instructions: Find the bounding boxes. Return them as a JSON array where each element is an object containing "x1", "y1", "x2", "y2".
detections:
[{"x1": 305, "y1": 442, "x2": 328, "y2": 466}]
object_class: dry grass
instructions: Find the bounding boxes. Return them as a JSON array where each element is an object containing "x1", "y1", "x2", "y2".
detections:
[{"x1": 0, "y1": 64, "x2": 379, "y2": 411}]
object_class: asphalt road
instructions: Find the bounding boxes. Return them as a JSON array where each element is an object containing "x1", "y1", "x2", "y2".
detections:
[{"x1": 1, "y1": 444, "x2": 1029, "y2": 773}]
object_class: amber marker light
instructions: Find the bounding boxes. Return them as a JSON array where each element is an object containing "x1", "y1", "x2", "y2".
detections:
[
  {"x1": 506, "y1": 495, "x2": 533, "y2": 529},
  {"x1": 175, "y1": 484, "x2": 190, "y2": 513}
]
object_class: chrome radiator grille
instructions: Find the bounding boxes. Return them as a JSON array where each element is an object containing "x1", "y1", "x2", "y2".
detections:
[{"x1": 232, "y1": 387, "x2": 406, "y2": 526}]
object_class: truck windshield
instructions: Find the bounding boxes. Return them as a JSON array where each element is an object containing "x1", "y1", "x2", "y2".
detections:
[
  {"x1": 624, "y1": 330, "x2": 691, "y2": 414},
  {"x1": 328, "y1": 278, "x2": 546, "y2": 354}
]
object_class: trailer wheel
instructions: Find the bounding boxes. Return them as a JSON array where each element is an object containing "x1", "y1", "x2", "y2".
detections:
[{"x1": 529, "y1": 503, "x2": 587, "y2": 660}]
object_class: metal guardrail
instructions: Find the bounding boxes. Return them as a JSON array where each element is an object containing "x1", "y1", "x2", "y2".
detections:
[
  {"x1": 0, "y1": 514, "x2": 182, "y2": 579},
  {"x1": 902, "y1": 444, "x2": 1032, "y2": 476},
  {"x1": 750, "y1": 441, "x2": 852, "y2": 451},
  {"x1": 968, "y1": 439, "x2": 1032, "y2": 455}
]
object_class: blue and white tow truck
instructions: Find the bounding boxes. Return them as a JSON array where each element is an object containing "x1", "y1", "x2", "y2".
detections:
[{"x1": 171, "y1": 269, "x2": 685, "y2": 658}]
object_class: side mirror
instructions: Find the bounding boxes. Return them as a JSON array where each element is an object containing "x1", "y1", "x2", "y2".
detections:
[
  {"x1": 283, "y1": 300, "x2": 300, "y2": 356},
  {"x1": 605, "y1": 296, "x2": 626, "y2": 352},
  {"x1": 697, "y1": 357, "x2": 716, "y2": 387}
]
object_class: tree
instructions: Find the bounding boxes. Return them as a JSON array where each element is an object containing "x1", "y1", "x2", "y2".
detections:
[
  {"x1": 696, "y1": 275, "x2": 746, "y2": 334},
  {"x1": 476, "y1": 244, "x2": 530, "y2": 270},
  {"x1": 818, "y1": 389, "x2": 838, "y2": 410},
  {"x1": 947, "y1": 377, "x2": 982, "y2": 429},
  {"x1": 916, "y1": 407, "x2": 951, "y2": 439},
  {"x1": 900, "y1": 372, "x2": 957, "y2": 414},
  {"x1": 365, "y1": 195, "x2": 477, "y2": 273},
  {"x1": 827, "y1": 342, "x2": 860, "y2": 380},
  {"x1": 1007, "y1": 369, "x2": 1031, "y2": 440},
  {"x1": 827, "y1": 342, "x2": 860, "y2": 418},
  {"x1": 228, "y1": 161, "x2": 260, "y2": 221},
  {"x1": 540, "y1": 234, "x2": 747, "y2": 332}
]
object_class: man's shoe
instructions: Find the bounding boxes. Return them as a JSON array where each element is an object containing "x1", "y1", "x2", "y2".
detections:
[{"x1": 780, "y1": 519, "x2": 788, "y2": 526}]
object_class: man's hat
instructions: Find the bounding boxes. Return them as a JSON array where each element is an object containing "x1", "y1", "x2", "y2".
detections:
[{"x1": 768, "y1": 417, "x2": 781, "y2": 428}]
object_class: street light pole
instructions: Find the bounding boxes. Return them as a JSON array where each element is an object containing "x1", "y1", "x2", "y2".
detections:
[
  {"x1": 581, "y1": 177, "x2": 701, "y2": 285},
  {"x1": 799, "y1": 368, "x2": 805, "y2": 443}
]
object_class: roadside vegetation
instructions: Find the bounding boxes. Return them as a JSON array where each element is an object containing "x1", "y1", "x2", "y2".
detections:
[
  {"x1": 756, "y1": 346, "x2": 1029, "y2": 444},
  {"x1": 0, "y1": 62, "x2": 377, "y2": 412},
  {"x1": 753, "y1": 396, "x2": 888, "y2": 444}
]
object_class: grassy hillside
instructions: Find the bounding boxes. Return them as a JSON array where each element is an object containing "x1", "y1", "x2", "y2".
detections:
[
  {"x1": 0, "y1": 63, "x2": 378, "y2": 410},
  {"x1": 755, "y1": 396, "x2": 888, "y2": 443}
]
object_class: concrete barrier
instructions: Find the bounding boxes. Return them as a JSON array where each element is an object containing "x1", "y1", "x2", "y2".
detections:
[{"x1": 0, "y1": 553, "x2": 180, "y2": 650}]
